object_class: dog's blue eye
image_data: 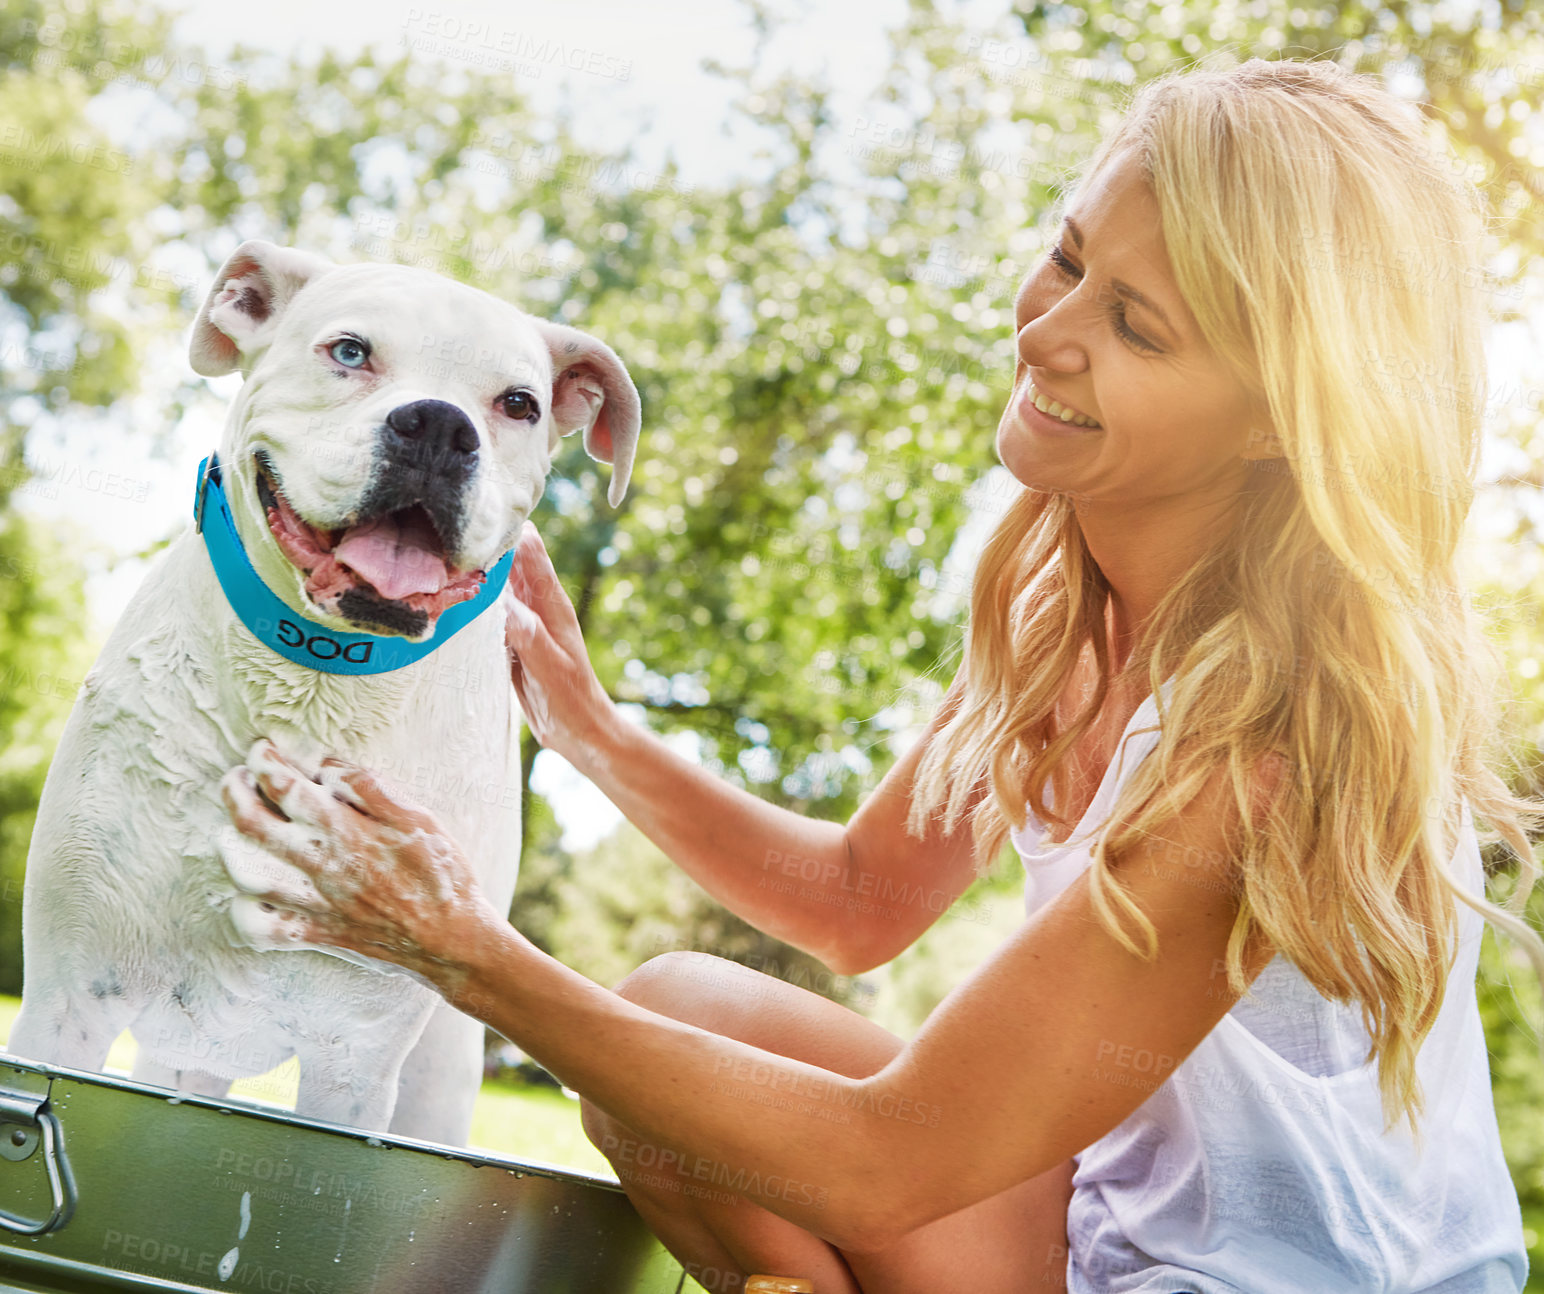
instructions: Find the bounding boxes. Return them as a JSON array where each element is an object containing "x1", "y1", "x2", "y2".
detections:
[{"x1": 329, "y1": 338, "x2": 370, "y2": 369}]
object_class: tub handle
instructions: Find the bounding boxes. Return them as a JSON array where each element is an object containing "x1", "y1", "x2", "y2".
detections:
[{"x1": 0, "y1": 1087, "x2": 76, "y2": 1234}]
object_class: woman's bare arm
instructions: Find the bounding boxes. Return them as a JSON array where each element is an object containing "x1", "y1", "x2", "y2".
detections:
[
  {"x1": 504, "y1": 522, "x2": 984, "y2": 973},
  {"x1": 220, "y1": 747, "x2": 1273, "y2": 1254}
]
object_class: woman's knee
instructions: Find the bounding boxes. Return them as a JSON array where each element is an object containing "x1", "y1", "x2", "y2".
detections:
[
  {"x1": 612, "y1": 950, "x2": 763, "y2": 1033},
  {"x1": 615, "y1": 950, "x2": 903, "y2": 1079},
  {"x1": 578, "y1": 1091, "x2": 614, "y2": 1152},
  {"x1": 581, "y1": 952, "x2": 741, "y2": 1156},
  {"x1": 612, "y1": 949, "x2": 708, "y2": 1005}
]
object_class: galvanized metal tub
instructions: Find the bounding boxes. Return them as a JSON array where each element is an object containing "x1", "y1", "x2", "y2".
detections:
[{"x1": 0, "y1": 1059, "x2": 688, "y2": 1293}]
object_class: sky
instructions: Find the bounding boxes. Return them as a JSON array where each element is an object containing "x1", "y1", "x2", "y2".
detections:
[
  {"x1": 17, "y1": 0, "x2": 1544, "y2": 846},
  {"x1": 173, "y1": 0, "x2": 921, "y2": 187}
]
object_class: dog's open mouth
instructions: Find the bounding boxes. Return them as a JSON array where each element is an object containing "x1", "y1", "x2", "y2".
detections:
[{"x1": 254, "y1": 451, "x2": 487, "y2": 634}]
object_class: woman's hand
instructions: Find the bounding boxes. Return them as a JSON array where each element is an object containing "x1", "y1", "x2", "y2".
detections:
[
  {"x1": 504, "y1": 520, "x2": 618, "y2": 768},
  {"x1": 217, "y1": 740, "x2": 504, "y2": 997}
]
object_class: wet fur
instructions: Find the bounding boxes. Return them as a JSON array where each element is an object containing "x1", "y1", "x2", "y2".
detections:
[{"x1": 8, "y1": 531, "x2": 522, "y2": 1141}]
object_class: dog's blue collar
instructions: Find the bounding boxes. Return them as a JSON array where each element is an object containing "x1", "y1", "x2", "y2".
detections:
[{"x1": 194, "y1": 453, "x2": 513, "y2": 675}]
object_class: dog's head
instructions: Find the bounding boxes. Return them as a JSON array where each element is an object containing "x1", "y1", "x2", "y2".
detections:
[{"x1": 190, "y1": 240, "x2": 639, "y2": 641}]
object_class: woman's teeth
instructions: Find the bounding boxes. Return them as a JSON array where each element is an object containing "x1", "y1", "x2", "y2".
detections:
[{"x1": 1028, "y1": 381, "x2": 1101, "y2": 429}]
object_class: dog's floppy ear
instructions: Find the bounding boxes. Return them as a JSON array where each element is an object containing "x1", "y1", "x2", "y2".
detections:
[
  {"x1": 532, "y1": 319, "x2": 641, "y2": 508},
  {"x1": 190, "y1": 240, "x2": 334, "y2": 378}
]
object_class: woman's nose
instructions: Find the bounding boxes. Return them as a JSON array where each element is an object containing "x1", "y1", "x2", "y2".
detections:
[{"x1": 1015, "y1": 296, "x2": 1090, "y2": 374}]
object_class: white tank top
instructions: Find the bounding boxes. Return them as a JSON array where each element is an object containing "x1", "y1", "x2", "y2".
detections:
[{"x1": 1009, "y1": 681, "x2": 1528, "y2": 1293}]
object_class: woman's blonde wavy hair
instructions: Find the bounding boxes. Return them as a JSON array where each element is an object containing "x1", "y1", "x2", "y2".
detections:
[{"x1": 906, "y1": 55, "x2": 1544, "y2": 1139}]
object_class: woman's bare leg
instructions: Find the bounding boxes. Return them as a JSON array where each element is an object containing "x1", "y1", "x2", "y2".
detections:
[{"x1": 580, "y1": 952, "x2": 1075, "y2": 1294}]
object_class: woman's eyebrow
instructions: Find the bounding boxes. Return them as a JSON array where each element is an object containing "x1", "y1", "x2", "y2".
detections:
[{"x1": 1062, "y1": 215, "x2": 1181, "y2": 338}]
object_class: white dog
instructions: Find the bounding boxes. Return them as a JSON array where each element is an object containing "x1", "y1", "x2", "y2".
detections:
[{"x1": 6, "y1": 241, "x2": 639, "y2": 1144}]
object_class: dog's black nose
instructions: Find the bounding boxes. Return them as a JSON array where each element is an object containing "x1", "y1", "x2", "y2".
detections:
[{"x1": 385, "y1": 400, "x2": 479, "y2": 456}]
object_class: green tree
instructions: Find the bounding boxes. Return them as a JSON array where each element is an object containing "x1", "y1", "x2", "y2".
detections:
[
  {"x1": 0, "y1": 512, "x2": 98, "y2": 994},
  {"x1": 0, "y1": 0, "x2": 178, "y2": 992}
]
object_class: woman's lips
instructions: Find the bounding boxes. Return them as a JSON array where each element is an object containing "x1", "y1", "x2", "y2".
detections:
[{"x1": 1012, "y1": 379, "x2": 1104, "y2": 437}]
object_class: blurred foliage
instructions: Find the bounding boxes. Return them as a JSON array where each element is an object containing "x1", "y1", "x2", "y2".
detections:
[
  {"x1": 0, "y1": 512, "x2": 97, "y2": 996},
  {"x1": 517, "y1": 815, "x2": 852, "y2": 1001},
  {"x1": 1, "y1": 0, "x2": 1543, "y2": 1271},
  {"x1": 1483, "y1": 897, "x2": 1544, "y2": 1275},
  {"x1": 0, "y1": 0, "x2": 178, "y2": 433}
]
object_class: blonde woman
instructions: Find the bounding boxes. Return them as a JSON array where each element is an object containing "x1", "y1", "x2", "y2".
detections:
[{"x1": 221, "y1": 57, "x2": 1544, "y2": 1294}]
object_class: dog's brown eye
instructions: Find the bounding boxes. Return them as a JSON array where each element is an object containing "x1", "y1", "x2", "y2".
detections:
[{"x1": 497, "y1": 390, "x2": 540, "y2": 422}]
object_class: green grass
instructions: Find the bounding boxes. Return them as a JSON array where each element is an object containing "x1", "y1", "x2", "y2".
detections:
[{"x1": 0, "y1": 994, "x2": 612, "y2": 1178}]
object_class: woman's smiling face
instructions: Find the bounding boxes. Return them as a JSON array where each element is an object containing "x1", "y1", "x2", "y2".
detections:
[{"x1": 997, "y1": 147, "x2": 1276, "y2": 507}]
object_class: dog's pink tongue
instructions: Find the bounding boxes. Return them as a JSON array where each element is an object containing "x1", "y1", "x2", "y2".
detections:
[{"x1": 334, "y1": 511, "x2": 451, "y2": 600}]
